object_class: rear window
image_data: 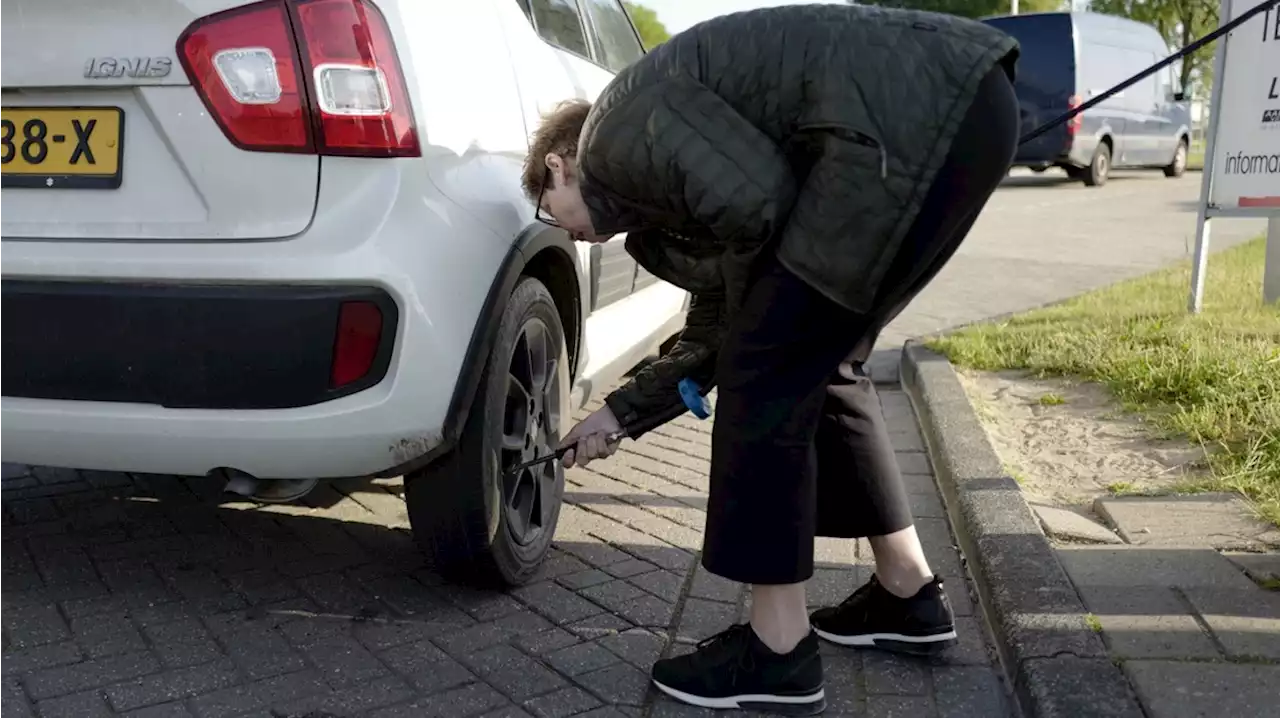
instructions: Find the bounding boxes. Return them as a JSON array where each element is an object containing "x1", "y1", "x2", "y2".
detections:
[{"x1": 984, "y1": 14, "x2": 1075, "y2": 98}]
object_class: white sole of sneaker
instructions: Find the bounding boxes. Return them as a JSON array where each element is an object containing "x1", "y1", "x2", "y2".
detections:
[
  {"x1": 813, "y1": 627, "x2": 958, "y2": 647},
  {"x1": 652, "y1": 679, "x2": 826, "y2": 714}
]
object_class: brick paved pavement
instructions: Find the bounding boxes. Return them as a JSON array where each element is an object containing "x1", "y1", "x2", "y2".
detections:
[{"x1": 2, "y1": 384, "x2": 1014, "y2": 718}]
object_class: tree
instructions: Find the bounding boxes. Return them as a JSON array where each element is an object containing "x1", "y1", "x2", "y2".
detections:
[
  {"x1": 851, "y1": 0, "x2": 1065, "y2": 19},
  {"x1": 624, "y1": 1, "x2": 671, "y2": 49},
  {"x1": 1088, "y1": 0, "x2": 1218, "y2": 96}
]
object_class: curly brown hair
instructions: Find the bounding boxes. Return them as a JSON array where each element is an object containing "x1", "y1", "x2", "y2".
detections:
[{"x1": 521, "y1": 98, "x2": 592, "y2": 201}]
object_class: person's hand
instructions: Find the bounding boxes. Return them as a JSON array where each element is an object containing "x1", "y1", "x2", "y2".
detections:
[{"x1": 559, "y1": 405, "x2": 623, "y2": 468}]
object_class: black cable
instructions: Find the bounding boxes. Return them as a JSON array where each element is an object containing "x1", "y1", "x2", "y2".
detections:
[{"x1": 1018, "y1": 0, "x2": 1279, "y2": 146}]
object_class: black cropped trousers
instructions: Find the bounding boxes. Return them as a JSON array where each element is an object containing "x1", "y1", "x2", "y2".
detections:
[{"x1": 702, "y1": 66, "x2": 1019, "y2": 584}]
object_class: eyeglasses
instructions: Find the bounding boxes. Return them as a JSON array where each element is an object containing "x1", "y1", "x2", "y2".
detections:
[{"x1": 534, "y1": 169, "x2": 560, "y2": 228}]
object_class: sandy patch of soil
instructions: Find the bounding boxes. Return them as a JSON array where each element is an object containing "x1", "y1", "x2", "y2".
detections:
[{"x1": 955, "y1": 370, "x2": 1207, "y2": 511}]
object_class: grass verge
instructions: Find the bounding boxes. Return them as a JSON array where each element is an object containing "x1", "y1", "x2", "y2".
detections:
[{"x1": 927, "y1": 238, "x2": 1280, "y2": 526}]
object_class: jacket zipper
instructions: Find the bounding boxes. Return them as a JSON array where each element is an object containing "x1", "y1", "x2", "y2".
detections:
[{"x1": 851, "y1": 130, "x2": 889, "y2": 180}]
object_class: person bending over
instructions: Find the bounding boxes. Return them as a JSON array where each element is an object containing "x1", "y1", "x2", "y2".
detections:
[{"x1": 524, "y1": 4, "x2": 1019, "y2": 712}]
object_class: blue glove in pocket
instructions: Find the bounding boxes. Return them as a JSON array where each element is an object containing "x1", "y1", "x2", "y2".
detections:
[{"x1": 678, "y1": 377, "x2": 712, "y2": 420}]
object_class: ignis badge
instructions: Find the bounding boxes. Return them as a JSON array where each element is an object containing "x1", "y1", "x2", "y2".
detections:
[{"x1": 84, "y1": 57, "x2": 173, "y2": 80}]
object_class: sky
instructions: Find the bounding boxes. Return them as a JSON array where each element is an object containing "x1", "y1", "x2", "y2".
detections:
[{"x1": 640, "y1": 0, "x2": 848, "y2": 34}]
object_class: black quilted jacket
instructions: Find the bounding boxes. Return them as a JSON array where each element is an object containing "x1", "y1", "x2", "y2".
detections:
[{"x1": 581, "y1": 4, "x2": 1019, "y2": 429}]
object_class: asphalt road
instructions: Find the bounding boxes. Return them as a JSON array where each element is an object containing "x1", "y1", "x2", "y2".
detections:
[{"x1": 877, "y1": 168, "x2": 1269, "y2": 348}]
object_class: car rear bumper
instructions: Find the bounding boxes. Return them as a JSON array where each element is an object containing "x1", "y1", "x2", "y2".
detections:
[
  {"x1": 0, "y1": 392, "x2": 440, "y2": 481},
  {"x1": 0, "y1": 272, "x2": 462, "y2": 480},
  {"x1": 0, "y1": 158, "x2": 515, "y2": 480}
]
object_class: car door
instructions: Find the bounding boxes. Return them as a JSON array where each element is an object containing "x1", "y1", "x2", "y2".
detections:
[
  {"x1": 500, "y1": 0, "x2": 689, "y2": 400},
  {"x1": 1151, "y1": 56, "x2": 1183, "y2": 164},
  {"x1": 509, "y1": 0, "x2": 638, "y2": 312},
  {"x1": 579, "y1": 0, "x2": 655, "y2": 304},
  {"x1": 1131, "y1": 48, "x2": 1165, "y2": 165},
  {"x1": 1087, "y1": 42, "x2": 1148, "y2": 166},
  {"x1": 1120, "y1": 46, "x2": 1164, "y2": 166}
]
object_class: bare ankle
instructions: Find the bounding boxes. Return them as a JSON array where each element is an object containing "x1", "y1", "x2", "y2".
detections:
[
  {"x1": 876, "y1": 570, "x2": 933, "y2": 599},
  {"x1": 749, "y1": 583, "x2": 810, "y2": 654},
  {"x1": 750, "y1": 619, "x2": 807, "y2": 654},
  {"x1": 867, "y1": 527, "x2": 936, "y2": 599}
]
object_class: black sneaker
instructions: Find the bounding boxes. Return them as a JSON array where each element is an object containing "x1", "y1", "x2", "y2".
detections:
[
  {"x1": 810, "y1": 574, "x2": 957, "y2": 654},
  {"x1": 650, "y1": 624, "x2": 825, "y2": 714}
]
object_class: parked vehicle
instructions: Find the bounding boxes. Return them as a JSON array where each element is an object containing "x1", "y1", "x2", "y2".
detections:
[
  {"x1": 0, "y1": 0, "x2": 688, "y2": 586},
  {"x1": 982, "y1": 11, "x2": 1192, "y2": 186}
]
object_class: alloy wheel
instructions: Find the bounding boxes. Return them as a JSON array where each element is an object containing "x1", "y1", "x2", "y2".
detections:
[{"x1": 497, "y1": 317, "x2": 563, "y2": 546}]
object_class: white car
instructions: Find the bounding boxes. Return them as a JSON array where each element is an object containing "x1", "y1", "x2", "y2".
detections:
[{"x1": 0, "y1": 0, "x2": 688, "y2": 585}]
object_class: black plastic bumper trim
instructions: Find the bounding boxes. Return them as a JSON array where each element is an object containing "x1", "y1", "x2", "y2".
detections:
[{"x1": 1, "y1": 280, "x2": 398, "y2": 410}]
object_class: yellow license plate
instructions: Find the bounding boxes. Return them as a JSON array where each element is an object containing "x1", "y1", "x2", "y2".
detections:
[{"x1": 1, "y1": 107, "x2": 124, "y2": 189}]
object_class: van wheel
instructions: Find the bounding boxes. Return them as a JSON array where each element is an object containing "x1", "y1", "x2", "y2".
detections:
[
  {"x1": 1083, "y1": 143, "x2": 1111, "y2": 187},
  {"x1": 405, "y1": 277, "x2": 570, "y2": 587},
  {"x1": 1164, "y1": 139, "x2": 1188, "y2": 178}
]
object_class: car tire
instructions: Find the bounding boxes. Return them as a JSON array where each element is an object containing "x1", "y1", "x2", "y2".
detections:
[
  {"x1": 405, "y1": 276, "x2": 570, "y2": 587},
  {"x1": 1164, "y1": 139, "x2": 1188, "y2": 178},
  {"x1": 1083, "y1": 142, "x2": 1111, "y2": 187}
]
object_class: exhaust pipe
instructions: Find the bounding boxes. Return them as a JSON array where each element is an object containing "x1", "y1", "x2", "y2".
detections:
[
  {"x1": 218, "y1": 468, "x2": 319, "y2": 504},
  {"x1": 223, "y1": 471, "x2": 259, "y2": 498}
]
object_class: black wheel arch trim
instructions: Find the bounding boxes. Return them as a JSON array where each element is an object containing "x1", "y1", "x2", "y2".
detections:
[{"x1": 374, "y1": 223, "x2": 581, "y2": 478}]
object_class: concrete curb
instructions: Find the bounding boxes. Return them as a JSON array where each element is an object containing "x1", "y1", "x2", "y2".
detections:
[{"x1": 900, "y1": 341, "x2": 1144, "y2": 718}]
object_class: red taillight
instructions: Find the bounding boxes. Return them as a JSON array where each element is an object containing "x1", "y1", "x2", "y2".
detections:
[
  {"x1": 178, "y1": 0, "x2": 420, "y2": 157},
  {"x1": 295, "y1": 0, "x2": 419, "y2": 156},
  {"x1": 1066, "y1": 94, "x2": 1084, "y2": 137},
  {"x1": 331, "y1": 301, "x2": 383, "y2": 388},
  {"x1": 177, "y1": 2, "x2": 312, "y2": 152}
]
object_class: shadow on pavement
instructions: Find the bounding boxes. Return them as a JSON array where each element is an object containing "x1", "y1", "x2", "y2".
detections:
[
  {"x1": 1, "y1": 376, "x2": 1018, "y2": 717},
  {"x1": 2, "y1": 475, "x2": 685, "y2": 715},
  {"x1": 2, "y1": 470, "x2": 979, "y2": 717}
]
